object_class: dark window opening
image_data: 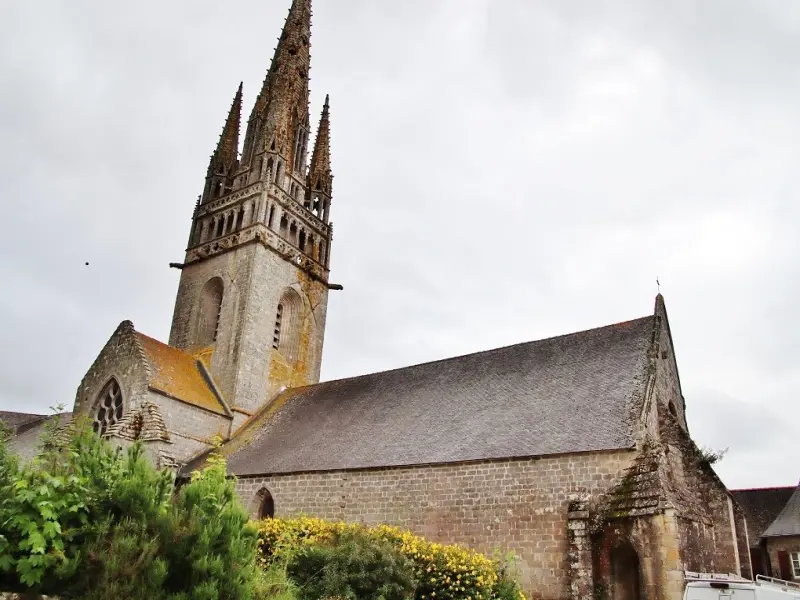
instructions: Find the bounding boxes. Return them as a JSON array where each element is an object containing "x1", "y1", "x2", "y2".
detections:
[
  {"x1": 279, "y1": 215, "x2": 288, "y2": 238},
  {"x1": 215, "y1": 218, "x2": 224, "y2": 237},
  {"x1": 272, "y1": 303, "x2": 283, "y2": 350},
  {"x1": 236, "y1": 209, "x2": 245, "y2": 230}
]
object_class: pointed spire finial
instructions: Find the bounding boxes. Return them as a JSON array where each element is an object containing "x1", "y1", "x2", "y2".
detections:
[
  {"x1": 307, "y1": 95, "x2": 332, "y2": 214},
  {"x1": 214, "y1": 82, "x2": 243, "y2": 167},
  {"x1": 241, "y1": 0, "x2": 313, "y2": 165}
]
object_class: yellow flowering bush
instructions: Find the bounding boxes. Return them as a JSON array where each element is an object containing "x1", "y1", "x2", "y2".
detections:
[{"x1": 257, "y1": 517, "x2": 526, "y2": 600}]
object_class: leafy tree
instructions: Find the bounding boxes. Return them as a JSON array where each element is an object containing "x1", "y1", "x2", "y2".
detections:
[{"x1": 0, "y1": 417, "x2": 265, "y2": 600}]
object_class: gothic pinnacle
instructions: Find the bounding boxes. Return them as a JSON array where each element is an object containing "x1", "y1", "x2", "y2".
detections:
[
  {"x1": 308, "y1": 94, "x2": 332, "y2": 192},
  {"x1": 214, "y1": 82, "x2": 243, "y2": 167}
]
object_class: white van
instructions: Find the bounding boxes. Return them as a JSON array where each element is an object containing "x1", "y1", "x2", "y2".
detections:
[{"x1": 684, "y1": 573, "x2": 800, "y2": 600}]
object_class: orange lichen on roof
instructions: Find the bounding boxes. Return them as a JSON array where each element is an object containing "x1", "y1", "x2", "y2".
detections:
[{"x1": 135, "y1": 333, "x2": 227, "y2": 416}]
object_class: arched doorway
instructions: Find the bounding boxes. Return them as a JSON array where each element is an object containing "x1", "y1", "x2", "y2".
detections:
[
  {"x1": 250, "y1": 487, "x2": 275, "y2": 520},
  {"x1": 611, "y1": 541, "x2": 642, "y2": 600}
]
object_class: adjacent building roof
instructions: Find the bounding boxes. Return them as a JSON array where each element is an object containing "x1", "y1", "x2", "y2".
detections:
[
  {"x1": 135, "y1": 333, "x2": 228, "y2": 416},
  {"x1": 222, "y1": 315, "x2": 654, "y2": 476},
  {"x1": 0, "y1": 410, "x2": 47, "y2": 432},
  {"x1": 731, "y1": 486, "x2": 796, "y2": 545},
  {"x1": 762, "y1": 483, "x2": 800, "y2": 539}
]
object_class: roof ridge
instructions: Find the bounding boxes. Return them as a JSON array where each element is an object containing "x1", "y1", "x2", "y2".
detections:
[
  {"x1": 304, "y1": 314, "x2": 653, "y2": 390},
  {"x1": 732, "y1": 486, "x2": 797, "y2": 492},
  {"x1": 131, "y1": 329, "x2": 154, "y2": 380},
  {"x1": 762, "y1": 484, "x2": 800, "y2": 538}
]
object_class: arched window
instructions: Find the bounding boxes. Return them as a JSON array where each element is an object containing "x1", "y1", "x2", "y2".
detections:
[
  {"x1": 92, "y1": 378, "x2": 124, "y2": 437},
  {"x1": 266, "y1": 157, "x2": 274, "y2": 180},
  {"x1": 215, "y1": 217, "x2": 224, "y2": 238},
  {"x1": 268, "y1": 205, "x2": 275, "y2": 229},
  {"x1": 197, "y1": 277, "x2": 224, "y2": 346},
  {"x1": 272, "y1": 288, "x2": 303, "y2": 364},
  {"x1": 213, "y1": 181, "x2": 222, "y2": 198},
  {"x1": 298, "y1": 230, "x2": 306, "y2": 253},
  {"x1": 275, "y1": 161, "x2": 284, "y2": 188},
  {"x1": 236, "y1": 208, "x2": 244, "y2": 230},
  {"x1": 279, "y1": 215, "x2": 288, "y2": 238}
]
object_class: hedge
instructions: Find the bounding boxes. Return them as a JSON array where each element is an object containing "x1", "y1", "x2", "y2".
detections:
[{"x1": 257, "y1": 517, "x2": 526, "y2": 600}]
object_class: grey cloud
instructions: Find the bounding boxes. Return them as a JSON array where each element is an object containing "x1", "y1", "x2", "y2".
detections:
[{"x1": 1, "y1": 0, "x2": 798, "y2": 488}]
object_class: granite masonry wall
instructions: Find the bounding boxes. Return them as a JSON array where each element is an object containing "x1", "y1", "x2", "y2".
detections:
[
  {"x1": 235, "y1": 451, "x2": 636, "y2": 600},
  {"x1": 148, "y1": 390, "x2": 231, "y2": 465},
  {"x1": 765, "y1": 536, "x2": 800, "y2": 580},
  {"x1": 168, "y1": 228, "x2": 328, "y2": 418}
]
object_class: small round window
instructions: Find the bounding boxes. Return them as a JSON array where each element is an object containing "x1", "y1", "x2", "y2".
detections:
[{"x1": 93, "y1": 379, "x2": 124, "y2": 436}]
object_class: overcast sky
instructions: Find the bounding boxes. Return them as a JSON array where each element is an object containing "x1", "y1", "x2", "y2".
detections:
[{"x1": 1, "y1": 0, "x2": 798, "y2": 489}]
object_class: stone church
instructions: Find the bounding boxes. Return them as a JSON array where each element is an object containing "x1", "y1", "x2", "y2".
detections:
[{"x1": 4, "y1": 1, "x2": 751, "y2": 599}]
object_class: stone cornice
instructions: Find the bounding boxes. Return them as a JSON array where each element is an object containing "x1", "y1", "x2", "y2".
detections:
[{"x1": 184, "y1": 223, "x2": 329, "y2": 282}]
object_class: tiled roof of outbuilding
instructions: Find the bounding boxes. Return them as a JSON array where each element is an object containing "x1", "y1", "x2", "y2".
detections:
[
  {"x1": 135, "y1": 333, "x2": 228, "y2": 416},
  {"x1": 731, "y1": 486, "x2": 795, "y2": 545},
  {"x1": 222, "y1": 315, "x2": 654, "y2": 476},
  {"x1": 762, "y1": 483, "x2": 800, "y2": 539}
]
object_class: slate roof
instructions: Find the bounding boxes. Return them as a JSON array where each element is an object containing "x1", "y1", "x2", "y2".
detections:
[
  {"x1": 223, "y1": 315, "x2": 654, "y2": 476},
  {"x1": 0, "y1": 411, "x2": 47, "y2": 432},
  {"x1": 731, "y1": 487, "x2": 796, "y2": 546},
  {"x1": 762, "y1": 484, "x2": 800, "y2": 539},
  {"x1": 135, "y1": 333, "x2": 228, "y2": 416}
]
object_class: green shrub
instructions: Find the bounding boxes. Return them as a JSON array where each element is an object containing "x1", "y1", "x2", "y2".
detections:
[
  {"x1": 0, "y1": 417, "x2": 263, "y2": 600},
  {"x1": 258, "y1": 517, "x2": 527, "y2": 600},
  {"x1": 286, "y1": 530, "x2": 416, "y2": 600}
]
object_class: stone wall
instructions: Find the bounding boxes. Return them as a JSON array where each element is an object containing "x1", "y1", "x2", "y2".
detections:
[
  {"x1": 73, "y1": 321, "x2": 151, "y2": 420},
  {"x1": 168, "y1": 223, "x2": 328, "y2": 417},
  {"x1": 235, "y1": 451, "x2": 636, "y2": 600},
  {"x1": 148, "y1": 390, "x2": 230, "y2": 464},
  {"x1": 765, "y1": 536, "x2": 800, "y2": 580}
]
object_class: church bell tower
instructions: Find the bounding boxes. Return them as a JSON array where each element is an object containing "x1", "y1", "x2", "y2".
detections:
[{"x1": 168, "y1": 0, "x2": 335, "y2": 427}]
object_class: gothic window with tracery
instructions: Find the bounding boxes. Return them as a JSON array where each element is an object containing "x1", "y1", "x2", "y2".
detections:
[{"x1": 93, "y1": 379, "x2": 124, "y2": 436}]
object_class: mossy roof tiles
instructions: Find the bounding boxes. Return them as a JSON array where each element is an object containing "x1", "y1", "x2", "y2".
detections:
[
  {"x1": 223, "y1": 315, "x2": 654, "y2": 476},
  {"x1": 135, "y1": 333, "x2": 226, "y2": 416}
]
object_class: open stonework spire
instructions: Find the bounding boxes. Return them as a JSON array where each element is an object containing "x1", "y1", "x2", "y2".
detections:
[
  {"x1": 305, "y1": 94, "x2": 333, "y2": 223},
  {"x1": 200, "y1": 82, "x2": 243, "y2": 204},
  {"x1": 308, "y1": 95, "x2": 331, "y2": 191},
  {"x1": 241, "y1": 0, "x2": 312, "y2": 173},
  {"x1": 215, "y1": 82, "x2": 243, "y2": 167}
]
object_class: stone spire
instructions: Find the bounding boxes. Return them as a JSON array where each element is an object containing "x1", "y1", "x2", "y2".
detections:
[
  {"x1": 201, "y1": 82, "x2": 243, "y2": 204},
  {"x1": 241, "y1": 0, "x2": 312, "y2": 168},
  {"x1": 214, "y1": 82, "x2": 243, "y2": 168},
  {"x1": 307, "y1": 94, "x2": 332, "y2": 195},
  {"x1": 306, "y1": 95, "x2": 333, "y2": 223}
]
